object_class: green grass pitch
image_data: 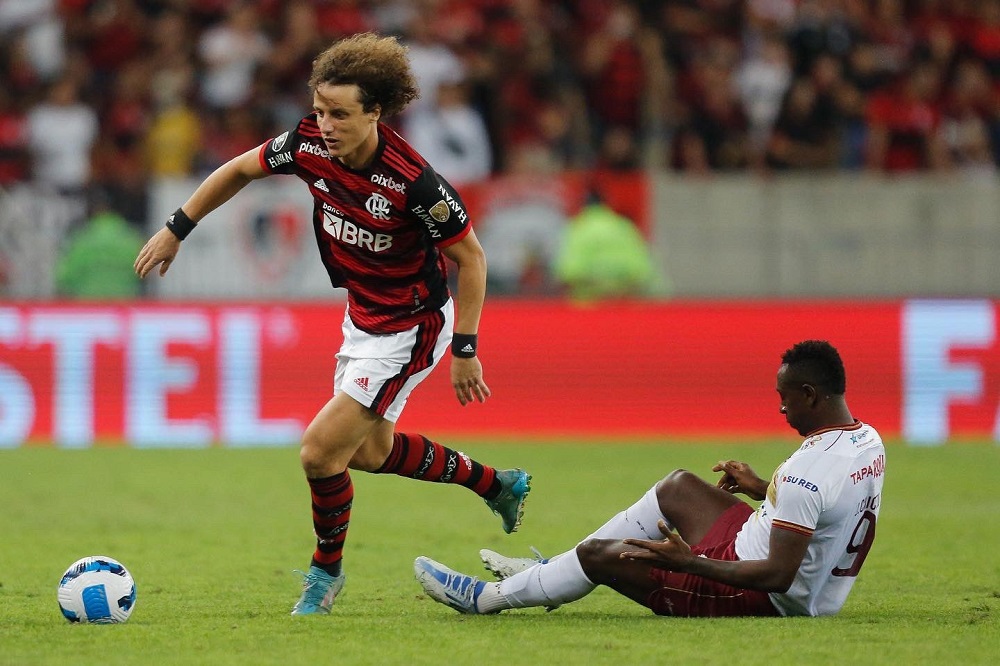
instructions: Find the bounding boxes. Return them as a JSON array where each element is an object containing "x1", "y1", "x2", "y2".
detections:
[{"x1": 1, "y1": 440, "x2": 997, "y2": 665}]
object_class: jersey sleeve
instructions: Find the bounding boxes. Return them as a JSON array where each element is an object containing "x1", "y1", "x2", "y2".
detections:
[
  {"x1": 770, "y1": 453, "x2": 827, "y2": 536},
  {"x1": 406, "y1": 167, "x2": 472, "y2": 247},
  {"x1": 258, "y1": 129, "x2": 299, "y2": 175}
]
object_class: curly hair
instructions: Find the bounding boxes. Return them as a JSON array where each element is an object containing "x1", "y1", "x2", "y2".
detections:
[
  {"x1": 781, "y1": 340, "x2": 847, "y2": 395},
  {"x1": 308, "y1": 33, "x2": 419, "y2": 117}
]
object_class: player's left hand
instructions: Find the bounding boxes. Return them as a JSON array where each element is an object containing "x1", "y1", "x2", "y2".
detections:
[
  {"x1": 619, "y1": 519, "x2": 693, "y2": 569},
  {"x1": 451, "y1": 356, "x2": 491, "y2": 406}
]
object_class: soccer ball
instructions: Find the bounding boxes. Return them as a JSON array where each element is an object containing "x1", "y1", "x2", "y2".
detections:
[{"x1": 57, "y1": 556, "x2": 137, "y2": 624}]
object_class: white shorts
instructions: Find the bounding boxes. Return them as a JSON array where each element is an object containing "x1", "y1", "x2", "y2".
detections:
[{"x1": 333, "y1": 298, "x2": 454, "y2": 423}]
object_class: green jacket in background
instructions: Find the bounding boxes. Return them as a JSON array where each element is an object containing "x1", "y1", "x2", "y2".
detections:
[
  {"x1": 554, "y1": 202, "x2": 668, "y2": 301},
  {"x1": 56, "y1": 211, "x2": 145, "y2": 299}
]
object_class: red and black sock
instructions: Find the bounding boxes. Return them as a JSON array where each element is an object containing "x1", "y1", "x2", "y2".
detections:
[
  {"x1": 307, "y1": 471, "x2": 352, "y2": 577},
  {"x1": 375, "y1": 432, "x2": 501, "y2": 499}
]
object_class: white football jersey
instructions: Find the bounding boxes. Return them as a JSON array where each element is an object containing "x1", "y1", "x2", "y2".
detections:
[{"x1": 734, "y1": 420, "x2": 885, "y2": 616}]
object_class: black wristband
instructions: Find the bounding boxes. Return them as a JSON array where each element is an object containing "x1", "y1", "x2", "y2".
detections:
[
  {"x1": 165, "y1": 207, "x2": 197, "y2": 241},
  {"x1": 452, "y1": 333, "x2": 478, "y2": 358}
]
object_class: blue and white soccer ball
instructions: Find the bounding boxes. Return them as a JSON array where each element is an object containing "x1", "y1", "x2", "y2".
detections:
[{"x1": 57, "y1": 556, "x2": 137, "y2": 624}]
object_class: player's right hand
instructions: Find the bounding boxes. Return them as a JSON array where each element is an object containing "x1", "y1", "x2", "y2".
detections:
[
  {"x1": 134, "y1": 227, "x2": 182, "y2": 278},
  {"x1": 713, "y1": 460, "x2": 767, "y2": 501},
  {"x1": 620, "y1": 519, "x2": 694, "y2": 570}
]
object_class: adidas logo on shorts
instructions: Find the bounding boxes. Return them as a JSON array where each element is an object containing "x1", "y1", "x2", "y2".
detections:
[{"x1": 354, "y1": 377, "x2": 370, "y2": 391}]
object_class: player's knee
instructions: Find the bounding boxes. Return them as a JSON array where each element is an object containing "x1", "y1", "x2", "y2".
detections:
[
  {"x1": 575, "y1": 539, "x2": 620, "y2": 584},
  {"x1": 299, "y1": 437, "x2": 326, "y2": 476},
  {"x1": 655, "y1": 469, "x2": 698, "y2": 506},
  {"x1": 299, "y1": 426, "x2": 342, "y2": 476}
]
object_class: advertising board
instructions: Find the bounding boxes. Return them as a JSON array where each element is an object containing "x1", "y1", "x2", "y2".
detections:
[{"x1": 1, "y1": 300, "x2": 996, "y2": 446}]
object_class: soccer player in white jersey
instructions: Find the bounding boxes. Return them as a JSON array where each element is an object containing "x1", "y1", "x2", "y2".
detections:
[{"x1": 415, "y1": 340, "x2": 885, "y2": 617}]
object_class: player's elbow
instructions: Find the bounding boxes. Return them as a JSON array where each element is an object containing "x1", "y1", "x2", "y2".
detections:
[
  {"x1": 771, "y1": 577, "x2": 794, "y2": 594},
  {"x1": 456, "y1": 244, "x2": 487, "y2": 278},
  {"x1": 762, "y1": 567, "x2": 797, "y2": 593},
  {"x1": 228, "y1": 148, "x2": 268, "y2": 181}
]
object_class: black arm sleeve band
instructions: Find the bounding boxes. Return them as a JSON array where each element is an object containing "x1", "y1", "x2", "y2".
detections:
[
  {"x1": 165, "y1": 207, "x2": 197, "y2": 240},
  {"x1": 452, "y1": 333, "x2": 478, "y2": 358}
]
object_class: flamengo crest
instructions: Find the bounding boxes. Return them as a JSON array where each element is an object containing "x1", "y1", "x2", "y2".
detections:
[{"x1": 366, "y1": 192, "x2": 392, "y2": 220}]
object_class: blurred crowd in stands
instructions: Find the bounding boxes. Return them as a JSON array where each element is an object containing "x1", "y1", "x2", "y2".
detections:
[{"x1": 3, "y1": 0, "x2": 1000, "y2": 226}]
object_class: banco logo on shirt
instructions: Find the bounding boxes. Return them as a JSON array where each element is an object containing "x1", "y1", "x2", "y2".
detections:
[{"x1": 323, "y1": 210, "x2": 392, "y2": 252}]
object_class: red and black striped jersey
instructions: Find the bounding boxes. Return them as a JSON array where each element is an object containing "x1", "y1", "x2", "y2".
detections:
[{"x1": 258, "y1": 115, "x2": 472, "y2": 333}]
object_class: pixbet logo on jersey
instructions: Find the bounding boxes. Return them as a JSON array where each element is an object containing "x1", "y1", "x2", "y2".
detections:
[
  {"x1": 371, "y1": 173, "x2": 406, "y2": 193},
  {"x1": 298, "y1": 142, "x2": 330, "y2": 159},
  {"x1": 322, "y1": 208, "x2": 392, "y2": 252}
]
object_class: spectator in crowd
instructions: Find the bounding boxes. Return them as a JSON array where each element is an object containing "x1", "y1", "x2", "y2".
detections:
[
  {"x1": 831, "y1": 78, "x2": 869, "y2": 169},
  {"x1": 735, "y1": 32, "x2": 793, "y2": 168},
  {"x1": 970, "y1": 0, "x2": 1000, "y2": 79},
  {"x1": 264, "y1": 1, "x2": 327, "y2": 131},
  {"x1": 940, "y1": 57, "x2": 999, "y2": 175},
  {"x1": 786, "y1": 0, "x2": 860, "y2": 78},
  {"x1": 77, "y1": 0, "x2": 147, "y2": 91},
  {"x1": 553, "y1": 190, "x2": 665, "y2": 302},
  {"x1": 6, "y1": 0, "x2": 1000, "y2": 194},
  {"x1": 670, "y1": 125, "x2": 713, "y2": 175},
  {"x1": 399, "y1": 9, "x2": 466, "y2": 121},
  {"x1": 594, "y1": 124, "x2": 641, "y2": 171},
  {"x1": 404, "y1": 77, "x2": 493, "y2": 186},
  {"x1": 56, "y1": 196, "x2": 145, "y2": 299},
  {"x1": 24, "y1": 75, "x2": 98, "y2": 197},
  {"x1": 865, "y1": 61, "x2": 951, "y2": 172},
  {"x1": 0, "y1": 86, "x2": 28, "y2": 185},
  {"x1": 91, "y1": 60, "x2": 150, "y2": 223},
  {"x1": 864, "y1": 0, "x2": 915, "y2": 79},
  {"x1": 197, "y1": 2, "x2": 271, "y2": 111},
  {"x1": 144, "y1": 76, "x2": 202, "y2": 179},
  {"x1": 0, "y1": 0, "x2": 65, "y2": 83},
  {"x1": 578, "y1": 2, "x2": 647, "y2": 138},
  {"x1": 766, "y1": 77, "x2": 839, "y2": 169},
  {"x1": 313, "y1": 0, "x2": 374, "y2": 41},
  {"x1": 675, "y1": 37, "x2": 751, "y2": 171}
]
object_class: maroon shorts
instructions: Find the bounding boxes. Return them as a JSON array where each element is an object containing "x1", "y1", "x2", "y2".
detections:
[{"x1": 646, "y1": 502, "x2": 780, "y2": 617}]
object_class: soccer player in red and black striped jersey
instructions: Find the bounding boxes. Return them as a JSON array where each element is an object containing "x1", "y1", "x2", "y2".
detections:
[{"x1": 134, "y1": 33, "x2": 531, "y2": 616}]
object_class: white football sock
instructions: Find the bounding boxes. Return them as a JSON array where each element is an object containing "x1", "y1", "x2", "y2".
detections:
[
  {"x1": 506, "y1": 483, "x2": 671, "y2": 579},
  {"x1": 475, "y1": 485, "x2": 669, "y2": 613},
  {"x1": 476, "y1": 549, "x2": 595, "y2": 612},
  {"x1": 582, "y1": 484, "x2": 671, "y2": 542}
]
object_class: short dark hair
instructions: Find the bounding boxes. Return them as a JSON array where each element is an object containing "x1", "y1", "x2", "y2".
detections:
[
  {"x1": 308, "y1": 33, "x2": 419, "y2": 117},
  {"x1": 781, "y1": 340, "x2": 846, "y2": 395}
]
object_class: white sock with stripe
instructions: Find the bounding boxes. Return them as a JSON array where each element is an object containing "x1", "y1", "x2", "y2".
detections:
[
  {"x1": 476, "y1": 549, "x2": 595, "y2": 612},
  {"x1": 474, "y1": 484, "x2": 669, "y2": 613},
  {"x1": 583, "y1": 484, "x2": 671, "y2": 541}
]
